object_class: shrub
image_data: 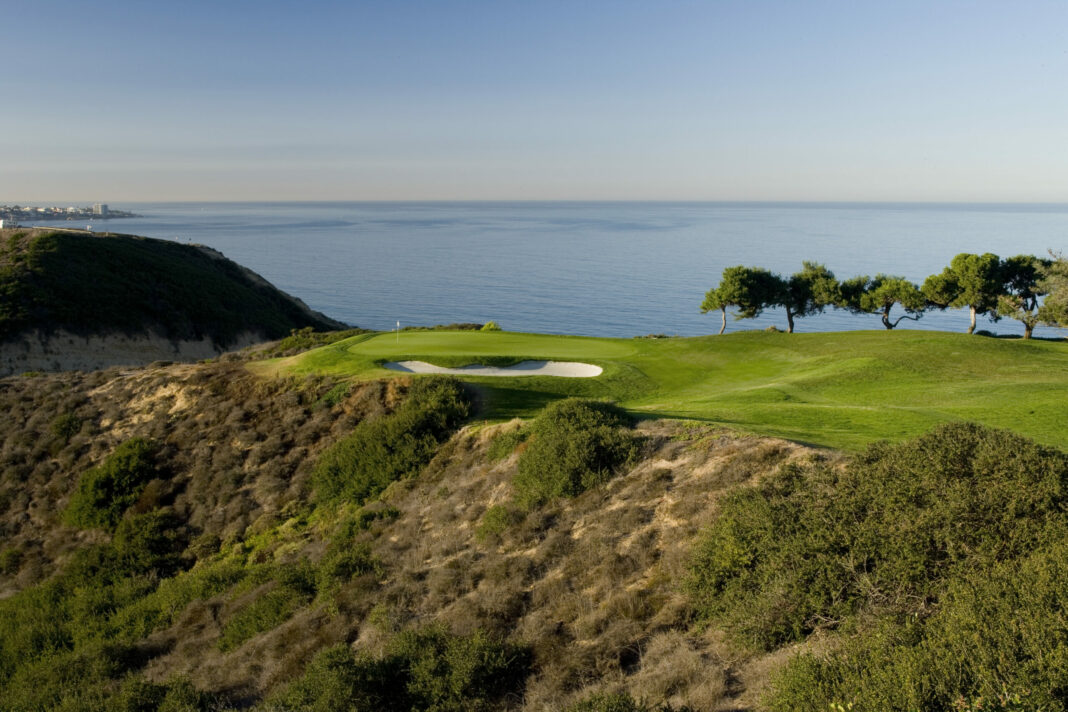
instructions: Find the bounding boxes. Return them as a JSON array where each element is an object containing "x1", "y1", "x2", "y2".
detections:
[
  {"x1": 681, "y1": 422, "x2": 1068, "y2": 710},
  {"x1": 218, "y1": 579, "x2": 312, "y2": 652},
  {"x1": 313, "y1": 377, "x2": 470, "y2": 505},
  {"x1": 513, "y1": 399, "x2": 638, "y2": 509},
  {"x1": 274, "y1": 627, "x2": 531, "y2": 712},
  {"x1": 111, "y1": 510, "x2": 186, "y2": 577},
  {"x1": 480, "y1": 321, "x2": 502, "y2": 331},
  {"x1": 770, "y1": 541, "x2": 1068, "y2": 711},
  {"x1": 64, "y1": 438, "x2": 160, "y2": 530},
  {"x1": 51, "y1": 412, "x2": 82, "y2": 443},
  {"x1": 476, "y1": 505, "x2": 518, "y2": 543},
  {"x1": 0, "y1": 546, "x2": 22, "y2": 575},
  {"x1": 688, "y1": 423, "x2": 1068, "y2": 652},
  {"x1": 567, "y1": 691, "x2": 695, "y2": 712},
  {"x1": 487, "y1": 426, "x2": 527, "y2": 461},
  {"x1": 318, "y1": 540, "x2": 380, "y2": 592}
]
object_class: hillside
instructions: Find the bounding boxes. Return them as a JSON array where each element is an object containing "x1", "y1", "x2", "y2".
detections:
[
  {"x1": 0, "y1": 228, "x2": 345, "y2": 374},
  {"x1": 3, "y1": 337, "x2": 1068, "y2": 710},
  {"x1": 0, "y1": 355, "x2": 814, "y2": 710}
]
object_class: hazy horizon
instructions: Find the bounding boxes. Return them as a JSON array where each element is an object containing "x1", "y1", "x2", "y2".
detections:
[{"x1": 4, "y1": 1, "x2": 1067, "y2": 203}]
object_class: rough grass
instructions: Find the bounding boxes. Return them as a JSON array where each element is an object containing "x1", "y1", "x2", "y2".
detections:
[{"x1": 260, "y1": 328, "x2": 1068, "y2": 450}]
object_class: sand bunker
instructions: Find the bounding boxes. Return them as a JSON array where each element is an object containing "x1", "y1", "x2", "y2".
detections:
[{"x1": 383, "y1": 360, "x2": 602, "y2": 378}]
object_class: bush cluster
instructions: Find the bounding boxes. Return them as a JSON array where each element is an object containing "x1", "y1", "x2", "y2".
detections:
[
  {"x1": 686, "y1": 422, "x2": 1068, "y2": 710},
  {"x1": 313, "y1": 376, "x2": 470, "y2": 505},
  {"x1": 567, "y1": 691, "x2": 695, "y2": 712},
  {"x1": 64, "y1": 438, "x2": 159, "y2": 530},
  {"x1": 512, "y1": 399, "x2": 638, "y2": 509},
  {"x1": 274, "y1": 626, "x2": 531, "y2": 711}
]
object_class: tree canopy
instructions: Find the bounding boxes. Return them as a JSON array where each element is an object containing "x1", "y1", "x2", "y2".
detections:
[
  {"x1": 780, "y1": 262, "x2": 838, "y2": 333},
  {"x1": 701, "y1": 265, "x2": 782, "y2": 335},
  {"x1": 997, "y1": 254, "x2": 1049, "y2": 339},
  {"x1": 840, "y1": 274, "x2": 926, "y2": 330},
  {"x1": 922, "y1": 252, "x2": 1002, "y2": 334}
]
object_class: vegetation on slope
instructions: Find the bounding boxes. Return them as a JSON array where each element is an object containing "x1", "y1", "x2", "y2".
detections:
[
  {"x1": 0, "y1": 229, "x2": 343, "y2": 345},
  {"x1": 313, "y1": 376, "x2": 470, "y2": 505},
  {"x1": 0, "y1": 354, "x2": 812, "y2": 710},
  {"x1": 688, "y1": 422, "x2": 1068, "y2": 711},
  {"x1": 265, "y1": 328, "x2": 1068, "y2": 450},
  {"x1": 5, "y1": 326, "x2": 1068, "y2": 710}
]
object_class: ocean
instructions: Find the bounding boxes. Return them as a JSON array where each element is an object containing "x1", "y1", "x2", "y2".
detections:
[{"x1": 82, "y1": 201, "x2": 1068, "y2": 338}]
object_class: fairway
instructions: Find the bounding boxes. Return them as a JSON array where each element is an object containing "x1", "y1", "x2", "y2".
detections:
[{"x1": 255, "y1": 330, "x2": 1068, "y2": 450}]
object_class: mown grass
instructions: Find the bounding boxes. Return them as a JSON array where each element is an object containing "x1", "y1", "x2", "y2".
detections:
[{"x1": 256, "y1": 329, "x2": 1068, "y2": 450}]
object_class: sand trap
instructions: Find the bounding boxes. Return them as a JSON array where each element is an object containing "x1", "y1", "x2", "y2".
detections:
[{"x1": 383, "y1": 359, "x2": 602, "y2": 378}]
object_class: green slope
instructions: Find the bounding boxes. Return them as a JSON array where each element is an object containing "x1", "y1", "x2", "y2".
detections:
[
  {"x1": 0, "y1": 229, "x2": 343, "y2": 346},
  {"x1": 260, "y1": 329, "x2": 1068, "y2": 450}
]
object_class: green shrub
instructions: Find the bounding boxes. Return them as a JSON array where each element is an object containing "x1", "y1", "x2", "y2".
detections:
[
  {"x1": 567, "y1": 691, "x2": 695, "y2": 712},
  {"x1": 487, "y1": 426, "x2": 527, "y2": 461},
  {"x1": 0, "y1": 546, "x2": 23, "y2": 575},
  {"x1": 64, "y1": 438, "x2": 159, "y2": 530},
  {"x1": 513, "y1": 399, "x2": 638, "y2": 509},
  {"x1": 274, "y1": 627, "x2": 531, "y2": 712},
  {"x1": 480, "y1": 321, "x2": 502, "y2": 331},
  {"x1": 313, "y1": 377, "x2": 470, "y2": 505},
  {"x1": 51, "y1": 412, "x2": 82, "y2": 443},
  {"x1": 319, "y1": 382, "x2": 351, "y2": 407},
  {"x1": 111, "y1": 510, "x2": 186, "y2": 577},
  {"x1": 769, "y1": 538, "x2": 1068, "y2": 711},
  {"x1": 218, "y1": 585, "x2": 310, "y2": 652},
  {"x1": 688, "y1": 423, "x2": 1068, "y2": 652},
  {"x1": 476, "y1": 504, "x2": 518, "y2": 542}
]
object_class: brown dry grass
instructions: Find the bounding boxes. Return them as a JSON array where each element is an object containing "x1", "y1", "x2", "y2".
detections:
[{"x1": 0, "y1": 359, "x2": 833, "y2": 709}]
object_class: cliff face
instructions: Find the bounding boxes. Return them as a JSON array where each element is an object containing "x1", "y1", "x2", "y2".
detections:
[{"x1": 0, "y1": 228, "x2": 346, "y2": 374}]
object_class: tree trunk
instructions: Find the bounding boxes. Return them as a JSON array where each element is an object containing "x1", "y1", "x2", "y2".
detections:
[
  {"x1": 786, "y1": 309, "x2": 795, "y2": 333},
  {"x1": 1024, "y1": 323, "x2": 1033, "y2": 339},
  {"x1": 968, "y1": 306, "x2": 976, "y2": 335},
  {"x1": 881, "y1": 306, "x2": 894, "y2": 330},
  {"x1": 719, "y1": 308, "x2": 726, "y2": 336}
]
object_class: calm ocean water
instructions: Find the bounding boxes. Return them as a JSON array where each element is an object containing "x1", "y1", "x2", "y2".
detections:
[{"x1": 90, "y1": 202, "x2": 1068, "y2": 338}]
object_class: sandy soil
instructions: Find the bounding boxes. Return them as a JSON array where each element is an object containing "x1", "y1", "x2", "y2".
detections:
[
  {"x1": 383, "y1": 359, "x2": 603, "y2": 377},
  {"x1": 0, "y1": 329, "x2": 264, "y2": 376}
]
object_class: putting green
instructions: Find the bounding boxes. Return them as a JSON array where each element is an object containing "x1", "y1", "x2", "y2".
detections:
[{"x1": 253, "y1": 329, "x2": 1068, "y2": 451}]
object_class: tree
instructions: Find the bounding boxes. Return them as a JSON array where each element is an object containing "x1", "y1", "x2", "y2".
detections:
[
  {"x1": 780, "y1": 262, "x2": 838, "y2": 333},
  {"x1": 997, "y1": 254, "x2": 1049, "y2": 339},
  {"x1": 701, "y1": 266, "x2": 782, "y2": 335},
  {"x1": 921, "y1": 253, "x2": 1002, "y2": 334},
  {"x1": 839, "y1": 274, "x2": 925, "y2": 330},
  {"x1": 1038, "y1": 251, "x2": 1068, "y2": 331}
]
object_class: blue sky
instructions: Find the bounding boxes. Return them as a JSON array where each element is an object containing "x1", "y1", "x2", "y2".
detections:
[{"x1": 3, "y1": 1, "x2": 1067, "y2": 201}]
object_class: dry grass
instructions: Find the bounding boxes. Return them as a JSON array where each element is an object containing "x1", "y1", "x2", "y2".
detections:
[
  {"x1": 0, "y1": 360, "x2": 827, "y2": 709},
  {"x1": 348, "y1": 418, "x2": 818, "y2": 711}
]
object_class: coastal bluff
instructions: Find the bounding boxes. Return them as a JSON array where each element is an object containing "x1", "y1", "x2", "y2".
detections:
[{"x1": 0, "y1": 228, "x2": 345, "y2": 375}]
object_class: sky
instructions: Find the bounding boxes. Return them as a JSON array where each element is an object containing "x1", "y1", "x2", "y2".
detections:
[{"x1": 3, "y1": 0, "x2": 1067, "y2": 202}]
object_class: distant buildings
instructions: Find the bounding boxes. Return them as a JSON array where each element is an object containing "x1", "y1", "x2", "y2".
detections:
[{"x1": 0, "y1": 204, "x2": 137, "y2": 223}]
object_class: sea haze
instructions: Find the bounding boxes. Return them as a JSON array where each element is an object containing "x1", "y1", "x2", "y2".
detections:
[{"x1": 100, "y1": 202, "x2": 1068, "y2": 338}]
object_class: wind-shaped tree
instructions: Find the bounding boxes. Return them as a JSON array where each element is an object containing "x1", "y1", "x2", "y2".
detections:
[
  {"x1": 701, "y1": 266, "x2": 782, "y2": 335},
  {"x1": 922, "y1": 253, "x2": 1002, "y2": 334},
  {"x1": 998, "y1": 255, "x2": 1049, "y2": 339},
  {"x1": 1038, "y1": 252, "x2": 1068, "y2": 329},
  {"x1": 780, "y1": 262, "x2": 839, "y2": 333},
  {"x1": 839, "y1": 274, "x2": 926, "y2": 330}
]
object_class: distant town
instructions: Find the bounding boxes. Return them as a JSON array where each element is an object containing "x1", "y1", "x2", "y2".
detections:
[{"x1": 0, "y1": 204, "x2": 139, "y2": 228}]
